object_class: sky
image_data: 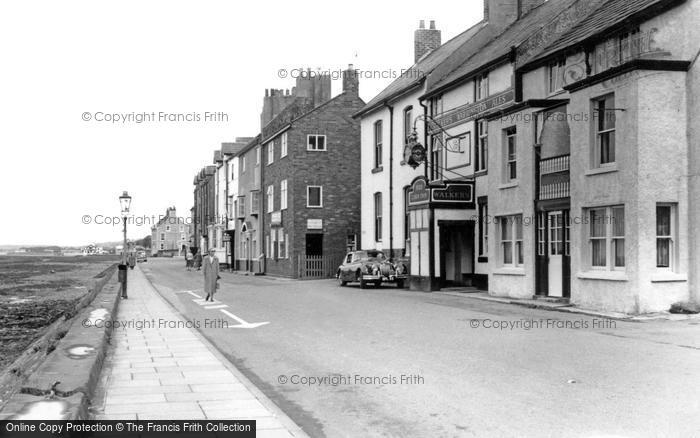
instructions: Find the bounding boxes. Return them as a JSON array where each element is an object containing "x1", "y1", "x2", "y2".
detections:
[{"x1": 0, "y1": 0, "x2": 482, "y2": 246}]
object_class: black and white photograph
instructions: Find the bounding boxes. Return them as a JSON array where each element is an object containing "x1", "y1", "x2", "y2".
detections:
[{"x1": 1, "y1": 0, "x2": 700, "y2": 436}]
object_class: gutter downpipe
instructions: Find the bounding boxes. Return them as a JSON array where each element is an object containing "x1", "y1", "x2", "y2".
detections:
[
  {"x1": 386, "y1": 102, "x2": 395, "y2": 259},
  {"x1": 420, "y1": 100, "x2": 436, "y2": 290}
]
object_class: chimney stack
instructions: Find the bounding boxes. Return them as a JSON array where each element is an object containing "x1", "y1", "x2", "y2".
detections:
[
  {"x1": 484, "y1": 0, "x2": 545, "y2": 31},
  {"x1": 414, "y1": 20, "x2": 441, "y2": 63},
  {"x1": 342, "y1": 64, "x2": 359, "y2": 95}
]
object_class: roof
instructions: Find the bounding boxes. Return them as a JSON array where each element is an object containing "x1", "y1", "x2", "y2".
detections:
[
  {"x1": 425, "y1": 0, "x2": 587, "y2": 96},
  {"x1": 521, "y1": 0, "x2": 685, "y2": 69},
  {"x1": 355, "y1": 21, "x2": 487, "y2": 117},
  {"x1": 221, "y1": 142, "x2": 246, "y2": 156}
]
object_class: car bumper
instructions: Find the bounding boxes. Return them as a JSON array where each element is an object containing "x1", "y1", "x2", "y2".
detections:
[{"x1": 361, "y1": 274, "x2": 407, "y2": 282}]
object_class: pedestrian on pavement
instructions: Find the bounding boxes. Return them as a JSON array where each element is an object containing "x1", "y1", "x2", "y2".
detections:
[
  {"x1": 186, "y1": 250, "x2": 194, "y2": 271},
  {"x1": 203, "y1": 248, "x2": 220, "y2": 302},
  {"x1": 127, "y1": 252, "x2": 136, "y2": 270},
  {"x1": 194, "y1": 250, "x2": 202, "y2": 271}
]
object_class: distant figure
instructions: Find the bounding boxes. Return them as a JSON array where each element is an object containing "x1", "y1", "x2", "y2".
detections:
[
  {"x1": 185, "y1": 250, "x2": 194, "y2": 271},
  {"x1": 202, "y1": 248, "x2": 220, "y2": 302},
  {"x1": 194, "y1": 250, "x2": 203, "y2": 271},
  {"x1": 127, "y1": 252, "x2": 136, "y2": 269}
]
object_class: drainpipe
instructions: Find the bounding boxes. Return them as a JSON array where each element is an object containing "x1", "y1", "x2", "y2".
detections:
[
  {"x1": 260, "y1": 147, "x2": 266, "y2": 275},
  {"x1": 386, "y1": 102, "x2": 395, "y2": 259},
  {"x1": 420, "y1": 100, "x2": 436, "y2": 289}
]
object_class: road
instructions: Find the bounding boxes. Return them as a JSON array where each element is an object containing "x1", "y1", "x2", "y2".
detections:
[{"x1": 140, "y1": 258, "x2": 700, "y2": 438}]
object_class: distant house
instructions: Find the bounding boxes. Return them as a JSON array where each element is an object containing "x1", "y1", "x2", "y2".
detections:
[{"x1": 151, "y1": 207, "x2": 189, "y2": 257}]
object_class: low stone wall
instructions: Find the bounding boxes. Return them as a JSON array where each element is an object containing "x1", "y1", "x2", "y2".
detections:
[{"x1": 0, "y1": 265, "x2": 121, "y2": 420}]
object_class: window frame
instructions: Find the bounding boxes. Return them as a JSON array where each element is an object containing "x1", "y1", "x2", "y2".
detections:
[
  {"x1": 587, "y1": 205, "x2": 626, "y2": 271},
  {"x1": 499, "y1": 215, "x2": 523, "y2": 268},
  {"x1": 592, "y1": 94, "x2": 616, "y2": 167},
  {"x1": 281, "y1": 132, "x2": 288, "y2": 158},
  {"x1": 306, "y1": 185, "x2": 323, "y2": 208},
  {"x1": 403, "y1": 106, "x2": 413, "y2": 146},
  {"x1": 307, "y1": 134, "x2": 327, "y2": 151},
  {"x1": 374, "y1": 120, "x2": 383, "y2": 169},
  {"x1": 478, "y1": 197, "x2": 488, "y2": 258},
  {"x1": 280, "y1": 179, "x2": 288, "y2": 210},
  {"x1": 476, "y1": 120, "x2": 488, "y2": 172},
  {"x1": 266, "y1": 185, "x2": 274, "y2": 213},
  {"x1": 267, "y1": 141, "x2": 274, "y2": 165},
  {"x1": 475, "y1": 73, "x2": 489, "y2": 101},
  {"x1": 547, "y1": 59, "x2": 566, "y2": 94},
  {"x1": 656, "y1": 203, "x2": 677, "y2": 270},
  {"x1": 504, "y1": 126, "x2": 517, "y2": 182},
  {"x1": 374, "y1": 192, "x2": 383, "y2": 243}
]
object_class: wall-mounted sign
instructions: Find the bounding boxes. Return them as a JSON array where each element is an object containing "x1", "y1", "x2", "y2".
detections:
[
  {"x1": 430, "y1": 89, "x2": 515, "y2": 133},
  {"x1": 307, "y1": 219, "x2": 323, "y2": 230},
  {"x1": 432, "y1": 182, "x2": 474, "y2": 204},
  {"x1": 270, "y1": 211, "x2": 282, "y2": 226},
  {"x1": 408, "y1": 178, "x2": 430, "y2": 207}
]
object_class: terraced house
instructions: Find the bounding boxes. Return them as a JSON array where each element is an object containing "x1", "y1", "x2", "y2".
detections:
[{"x1": 358, "y1": 0, "x2": 700, "y2": 313}]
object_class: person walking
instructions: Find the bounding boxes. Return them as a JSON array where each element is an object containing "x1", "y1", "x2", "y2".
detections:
[
  {"x1": 202, "y1": 248, "x2": 220, "y2": 302},
  {"x1": 185, "y1": 250, "x2": 194, "y2": 271},
  {"x1": 127, "y1": 251, "x2": 136, "y2": 270}
]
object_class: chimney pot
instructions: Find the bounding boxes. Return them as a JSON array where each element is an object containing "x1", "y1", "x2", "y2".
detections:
[
  {"x1": 419, "y1": 20, "x2": 425, "y2": 29},
  {"x1": 429, "y1": 20, "x2": 435, "y2": 29},
  {"x1": 414, "y1": 19, "x2": 441, "y2": 63}
]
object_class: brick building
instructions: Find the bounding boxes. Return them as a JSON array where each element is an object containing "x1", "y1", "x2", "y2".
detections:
[
  {"x1": 151, "y1": 207, "x2": 189, "y2": 257},
  {"x1": 261, "y1": 66, "x2": 364, "y2": 277},
  {"x1": 192, "y1": 165, "x2": 216, "y2": 255}
]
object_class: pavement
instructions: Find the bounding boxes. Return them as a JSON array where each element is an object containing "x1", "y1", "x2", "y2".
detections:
[
  {"x1": 138, "y1": 258, "x2": 700, "y2": 438},
  {"x1": 90, "y1": 264, "x2": 308, "y2": 438}
]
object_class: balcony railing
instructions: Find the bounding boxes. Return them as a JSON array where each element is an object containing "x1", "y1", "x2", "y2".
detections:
[{"x1": 539, "y1": 155, "x2": 570, "y2": 200}]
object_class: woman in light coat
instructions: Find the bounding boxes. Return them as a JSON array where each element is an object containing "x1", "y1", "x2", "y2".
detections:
[{"x1": 202, "y1": 248, "x2": 220, "y2": 302}]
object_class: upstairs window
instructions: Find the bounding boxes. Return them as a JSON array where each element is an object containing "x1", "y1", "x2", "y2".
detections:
[
  {"x1": 476, "y1": 120, "x2": 488, "y2": 172},
  {"x1": 403, "y1": 106, "x2": 413, "y2": 145},
  {"x1": 266, "y1": 185, "x2": 274, "y2": 213},
  {"x1": 281, "y1": 132, "x2": 288, "y2": 157},
  {"x1": 548, "y1": 59, "x2": 566, "y2": 93},
  {"x1": 307, "y1": 186, "x2": 323, "y2": 208},
  {"x1": 267, "y1": 141, "x2": 274, "y2": 165},
  {"x1": 593, "y1": 94, "x2": 616, "y2": 166},
  {"x1": 280, "y1": 179, "x2": 288, "y2": 210},
  {"x1": 307, "y1": 134, "x2": 327, "y2": 151},
  {"x1": 374, "y1": 121, "x2": 383, "y2": 168},
  {"x1": 475, "y1": 73, "x2": 489, "y2": 101},
  {"x1": 504, "y1": 127, "x2": 517, "y2": 181}
]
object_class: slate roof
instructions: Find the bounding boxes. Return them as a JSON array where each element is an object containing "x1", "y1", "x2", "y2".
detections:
[
  {"x1": 355, "y1": 20, "x2": 488, "y2": 117},
  {"x1": 425, "y1": 0, "x2": 590, "y2": 96},
  {"x1": 521, "y1": 0, "x2": 685, "y2": 69}
]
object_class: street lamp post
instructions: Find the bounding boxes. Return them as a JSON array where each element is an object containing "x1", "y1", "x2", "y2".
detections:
[{"x1": 119, "y1": 191, "x2": 132, "y2": 299}]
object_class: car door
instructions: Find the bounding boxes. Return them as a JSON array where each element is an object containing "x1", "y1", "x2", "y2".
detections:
[{"x1": 341, "y1": 253, "x2": 353, "y2": 280}]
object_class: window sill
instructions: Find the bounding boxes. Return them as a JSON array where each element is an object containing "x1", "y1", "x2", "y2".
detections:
[
  {"x1": 499, "y1": 181, "x2": 519, "y2": 190},
  {"x1": 493, "y1": 267, "x2": 526, "y2": 276},
  {"x1": 577, "y1": 271, "x2": 628, "y2": 281},
  {"x1": 474, "y1": 170, "x2": 488, "y2": 178},
  {"x1": 371, "y1": 166, "x2": 384, "y2": 174},
  {"x1": 651, "y1": 272, "x2": 687, "y2": 283},
  {"x1": 306, "y1": 206, "x2": 323, "y2": 209},
  {"x1": 585, "y1": 164, "x2": 618, "y2": 176}
]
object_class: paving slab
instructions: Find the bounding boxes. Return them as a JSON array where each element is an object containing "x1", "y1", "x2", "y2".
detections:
[{"x1": 91, "y1": 266, "x2": 308, "y2": 438}]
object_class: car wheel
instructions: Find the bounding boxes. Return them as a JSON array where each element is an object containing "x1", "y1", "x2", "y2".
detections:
[
  {"x1": 338, "y1": 271, "x2": 347, "y2": 287},
  {"x1": 396, "y1": 279, "x2": 405, "y2": 289}
]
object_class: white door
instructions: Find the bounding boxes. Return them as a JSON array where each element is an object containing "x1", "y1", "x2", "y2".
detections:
[{"x1": 548, "y1": 211, "x2": 564, "y2": 297}]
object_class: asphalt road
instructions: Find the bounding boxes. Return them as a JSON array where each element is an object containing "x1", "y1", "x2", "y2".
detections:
[{"x1": 140, "y1": 258, "x2": 700, "y2": 438}]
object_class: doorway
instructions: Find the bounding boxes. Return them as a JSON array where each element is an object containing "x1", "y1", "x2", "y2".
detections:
[
  {"x1": 439, "y1": 221, "x2": 475, "y2": 287},
  {"x1": 306, "y1": 234, "x2": 323, "y2": 256},
  {"x1": 536, "y1": 210, "x2": 571, "y2": 298}
]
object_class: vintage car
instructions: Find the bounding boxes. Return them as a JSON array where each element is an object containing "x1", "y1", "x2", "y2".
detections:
[
  {"x1": 337, "y1": 250, "x2": 408, "y2": 289},
  {"x1": 136, "y1": 250, "x2": 148, "y2": 263}
]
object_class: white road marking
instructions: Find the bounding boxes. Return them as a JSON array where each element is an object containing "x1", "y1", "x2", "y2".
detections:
[
  {"x1": 219, "y1": 309, "x2": 270, "y2": 329},
  {"x1": 204, "y1": 304, "x2": 229, "y2": 310},
  {"x1": 193, "y1": 299, "x2": 223, "y2": 306},
  {"x1": 186, "y1": 291, "x2": 201, "y2": 298}
]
